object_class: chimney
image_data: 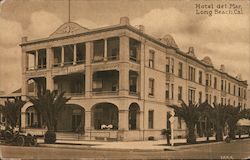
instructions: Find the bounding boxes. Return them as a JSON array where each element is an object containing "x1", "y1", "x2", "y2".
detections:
[
  {"x1": 21, "y1": 36, "x2": 28, "y2": 43},
  {"x1": 120, "y1": 17, "x2": 130, "y2": 25},
  {"x1": 138, "y1": 25, "x2": 145, "y2": 33},
  {"x1": 188, "y1": 47, "x2": 194, "y2": 54}
]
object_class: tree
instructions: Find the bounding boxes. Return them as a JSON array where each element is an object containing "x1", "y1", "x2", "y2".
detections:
[
  {"x1": 0, "y1": 98, "x2": 25, "y2": 129},
  {"x1": 198, "y1": 101, "x2": 213, "y2": 141},
  {"x1": 28, "y1": 90, "x2": 70, "y2": 144},
  {"x1": 209, "y1": 103, "x2": 228, "y2": 141},
  {"x1": 168, "y1": 100, "x2": 200, "y2": 144},
  {"x1": 225, "y1": 105, "x2": 244, "y2": 139}
]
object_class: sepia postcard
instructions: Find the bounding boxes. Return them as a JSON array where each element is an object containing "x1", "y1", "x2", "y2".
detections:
[{"x1": 0, "y1": 0, "x2": 249, "y2": 159}]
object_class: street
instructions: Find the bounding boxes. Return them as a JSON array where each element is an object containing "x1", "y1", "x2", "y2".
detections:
[{"x1": 0, "y1": 139, "x2": 250, "y2": 159}]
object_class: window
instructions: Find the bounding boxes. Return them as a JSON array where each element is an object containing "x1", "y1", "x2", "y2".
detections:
[
  {"x1": 178, "y1": 62, "x2": 183, "y2": 78},
  {"x1": 198, "y1": 91, "x2": 202, "y2": 104},
  {"x1": 149, "y1": 79, "x2": 154, "y2": 96},
  {"x1": 234, "y1": 85, "x2": 236, "y2": 96},
  {"x1": 214, "y1": 96, "x2": 217, "y2": 105},
  {"x1": 178, "y1": 86, "x2": 182, "y2": 100},
  {"x1": 228, "y1": 99, "x2": 230, "y2": 105},
  {"x1": 214, "y1": 77, "x2": 217, "y2": 89},
  {"x1": 206, "y1": 93, "x2": 208, "y2": 101},
  {"x1": 188, "y1": 89, "x2": 195, "y2": 103},
  {"x1": 166, "y1": 57, "x2": 170, "y2": 73},
  {"x1": 244, "y1": 89, "x2": 246, "y2": 99},
  {"x1": 228, "y1": 83, "x2": 231, "y2": 94},
  {"x1": 238, "y1": 87, "x2": 241, "y2": 97},
  {"x1": 209, "y1": 75, "x2": 212, "y2": 86},
  {"x1": 171, "y1": 58, "x2": 174, "y2": 74},
  {"x1": 177, "y1": 117, "x2": 182, "y2": 129},
  {"x1": 224, "y1": 81, "x2": 227, "y2": 92},
  {"x1": 149, "y1": 50, "x2": 154, "y2": 68},
  {"x1": 148, "y1": 110, "x2": 154, "y2": 129},
  {"x1": 165, "y1": 83, "x2": 169, "y2": 99},
  {"x1": 199, "y1": 71, "x2": 203, "y2": 84},
  {"x1": 188, "y1": 66, "x2": 196, "y2": 82},
  {"x1": 171, "y1": 84, "x2": 174, "y2": 99},
  {"x1": 221, "y1": 80, "x2": 224, "y2": 91},
  {"x1": 206, "y1": 74, "x2": 209, "y2": 86},
  {"x1": 209, "y1": 94, "x2": 212, "y2": 104}
]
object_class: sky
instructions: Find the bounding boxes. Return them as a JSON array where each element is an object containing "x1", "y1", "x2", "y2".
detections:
[{"x1": 0, "y1": 0, "x2": 249, "y2": 94}]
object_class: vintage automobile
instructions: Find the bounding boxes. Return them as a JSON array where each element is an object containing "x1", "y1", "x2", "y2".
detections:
[{"x1": 0, "y1": 124, "x2": 37, "y2": 146}]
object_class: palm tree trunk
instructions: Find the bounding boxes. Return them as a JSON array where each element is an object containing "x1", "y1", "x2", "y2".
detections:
[
  {"x1": 216, "y1": 127, "x2": 223, "y2": 141},
  {"x1": 187, "y1": 123, "x2": 196, "y2": 144}
]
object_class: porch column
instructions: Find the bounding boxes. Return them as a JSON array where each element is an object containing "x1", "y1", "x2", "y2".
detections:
[
  {"x1": 104, "y1": 39, "x2": 108, "y2": 61},
  {"x1": 119, "y1": 110, "x2": 128, "y2": 130},
  {"x1": 119, "y1": 36, "x2": 129, "y2": 96},
  {"x1": 46, "y1": 73, "x2": 54, "y2": 91},
  {"x1": 85, "y1": 42, "x2": 93, "y2": 97},
  {"x1": 85, "y1": 110, "x2": 91, "y2": 130},
  {"x1": 21, "y1": 76, "x2": 28, "y2": 101},
  {"x1": 35, "y1": 50, "x2": 38, "y2": 69},
  {"x1": 21, "y1": 112, "x2": 26, "y2": 129},
  {"x1": 46, "y1": 47, "x2": 53, "y2": 69},
  {"x1": 140, "y1": 40, "x2": 145, "y2": 99},
  {"x1": 61, "y1": 46, "x2": 65, "y2": 67},
  {"x1": 73, "y1": 44, "x2": 77, "y2": 65},
  {"x1": 139, "y1": 111, "x2": 144, "y2": 130}
]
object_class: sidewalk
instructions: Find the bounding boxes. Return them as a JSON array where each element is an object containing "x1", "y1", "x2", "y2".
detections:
[{"x1": 37, "y1": 135, "x2": 250, "y2": 151}]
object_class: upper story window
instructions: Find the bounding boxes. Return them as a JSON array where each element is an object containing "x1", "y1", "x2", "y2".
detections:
[
  {"x1": 149, "y1": 79, "x2": 154, "y2": 96},
  {"x1": 209, "y1": 75, "x2": 212, "y2": 87},
  {"x1": 171, "y1": 58, "x2": 174, "y2": 74},
  {"x1": 228, "y1": 83, "x2": 231, "y2": 94},
  {"x1": 149, "y1": 50, "x2": 155, "y2": 68},
  {"x1": 221, "y1": 80, "x2": 224, "y2": 91},
  {"x1": 171, "y1": 84, "x2": 174, "y2": 100},
  {"x1": 165, "y1": 83, "x2": 169, "y2": 99},
  {"x1": 178, "y1": 62, "x2": 183, "y2": 78},
  {"x1": 198, "y1": 91, "x2": 202, "y2": 104},
  {"x1": 224, "y1": 80, "x2": 227, "y2": 92},
  {"x1": 178, "y1": 86, "x2": 182, "y2": 101},
  {"x1": 93, "y1": 39, "x2": 104, "y2": 62},
  {"x1": 234, "y1": 85, "x2": 236, "y2": 96},
  {"x1": 188, "y1": 66, "x2": 196, "y2": 82},
  {"x1": 238, "y1": 87, "x2": 241, "y2": 97},
  {"x1": 166, "y1": 57, "x2": 170, "y2": 73},
  {"x1": 129, "y1": 38, "x2": 140, "y2": 62},
  {"x1": 244, "y1": 89, "x2": 246, "y2": 99},
  {"x1": 214, "y1": 77, "x2": 217, "y2": 89},
  {"x1": 206, "y1": 74, "x2": 209, "y2": 86},
  {"x1": 107, "y1": 37, "x2": 119, "y2": 60},
  {"x1": 199, "y1": 71, "x2": 203, "y2": 84},
  {"x1": 188, "y1": 88, "x2": 195, "y2": 103}
]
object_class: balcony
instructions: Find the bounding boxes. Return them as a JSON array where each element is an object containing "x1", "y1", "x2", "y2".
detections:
[
  {"x1": 52, "y1": 62, "x2": 85, "y2": 76},
  {"x1": 92, "y1": 70, "x2": 119, "y2": 96},
  {"x1": 166, "y1": 73, "x2": 174, "y2": 81},
  {"x1": 129, "y1": 38, "x2": 141, "y2": 63}
]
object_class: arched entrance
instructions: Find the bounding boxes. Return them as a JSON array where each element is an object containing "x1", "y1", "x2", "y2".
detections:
[
  {"x1": 91, "y1": 103, "x2": 118, "y2": 130},
  {"x1": 128, "y1": 103, "x2": 140, "y2": 130},
  {"x1": 25, "y1": 106, "x2": 42, "y2": 128},
  {"x1": 57, "y1": 104, "x2": 85, "y2": 133}
]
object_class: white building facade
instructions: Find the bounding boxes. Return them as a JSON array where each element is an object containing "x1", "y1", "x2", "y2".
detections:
[{"x1": 19, "y1": 17, "x2": 248, "y2": 141}]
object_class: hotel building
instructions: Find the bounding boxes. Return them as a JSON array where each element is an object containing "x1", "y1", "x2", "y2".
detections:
[{"x1": 19, "y1": 17, "x2": 248, "y2": 141}]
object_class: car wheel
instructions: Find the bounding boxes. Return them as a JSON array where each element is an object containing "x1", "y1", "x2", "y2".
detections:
[
  {"x1": 16, "y1": 135, "x2": 25, "y2": 146},
  {"x1": 28, "y1": 136, "x2": 37, "y2": 147}
]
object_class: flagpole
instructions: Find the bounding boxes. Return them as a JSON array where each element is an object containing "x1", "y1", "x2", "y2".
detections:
[{"x1": 68, "y1": 0, "x2": 71, "y2": 22}]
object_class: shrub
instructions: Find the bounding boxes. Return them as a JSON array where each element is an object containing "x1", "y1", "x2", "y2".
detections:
[{"x1": 44, "y1": 131, "x2": 56, "y2": 144}]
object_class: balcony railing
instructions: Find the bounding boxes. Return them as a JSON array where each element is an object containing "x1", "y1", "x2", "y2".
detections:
[
  {"x1": 27, "y1": 65, "x2": 47, "y2": 70},
  {"x1": 92, "y1": 55, "x2": 119, "y2": 63},
  {"x1": 129, "y1": 91, "x2": 140, "y2": 97},
  {"x1": 92, "y1": 90, "x2": 119, "y2": 96},
  {"x1": 129, "y1": 56, "x2": 139, "y2": 63},
  {"x1": 64, "y1": 92, "x2": 85, "y2": 97}
]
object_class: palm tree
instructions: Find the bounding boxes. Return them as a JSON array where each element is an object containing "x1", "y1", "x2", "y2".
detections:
[
  {"x1": 198, "y1": 101, "x2": 213, "y2": 141},
  {"x1": 0, "y1": 98, "x2": 25, "y2": 129},
  {"x1": 225, "y1": 105, "x2": 245, "y2": 139},
  {"x1": 168, "y1": 100, "x2": 200, "y2": 144},
  {"x1": 209, "y1": 103, "x2": 228, "y2": 141},
  {"x1": 28, "y1": 90, "x2": 70, "y2": 144}
]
